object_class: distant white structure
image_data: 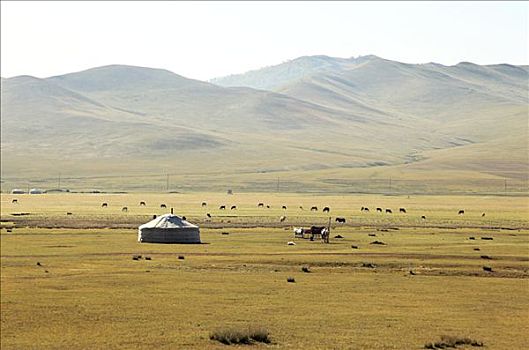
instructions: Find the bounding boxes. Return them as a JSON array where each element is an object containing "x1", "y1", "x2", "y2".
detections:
[
  {"x1": 138, "y1": 214, "x2": 201, "y2": 244},
  {"x1": 11, "y1": 189, "x2": 25, "y2": 194},
  {"x1": 29, "y1": 188, "x2": 44, "y2": 194}
]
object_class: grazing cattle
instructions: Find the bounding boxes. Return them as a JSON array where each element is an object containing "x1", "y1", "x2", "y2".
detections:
[
  {"x1": 309, "y1": 226, "x2": 328, "y2": 242},
  {"x1": 421, "y1": 215, "x2": 426, "y2": 220},
  {"x1": 139, "y1": 201, "x2": 146, "y2": 206},
  {"x1": 182, "y1": 216, "x2": 187, "y2": 221},
  {"x1": 206, "y1": 213, "x2": 211, "y2": 218},
  {"x1": 335, "y1": 217, "x2": 346, "y2": 223},
  {"x1": 287, "y1": 241, "x2": 296, "y2": 246},
  {"x1": 102, "y1": 203, "x2": 108, "y2": 208},
  {"x1": 280, "y1": 216, "x2": 286, "y2": 222},
  {"x1": 310, "y1": 206, "x2": 318, "y2": 211},
  {"x1": 152, "y1": 215, "x2": 157, "y2": 219},
  {"x1": 266, "y1": 205, "x2": 271, "y2": 209},
  {"x1": 219, "y1": 205, "x2": 226, "y2": 210},
  {"x1": 122, "y1": 207, "x2": 128, "y2": 212},
  {"x1": 399, "y1": 208, "x2": 406, "y2": 213},
  {"x1": 231, "y1": 205, "x2": 237, "y2": 210},
  {"x1": 386, "y1": 209, "x2": 392, "y2": 214},
  {"x1": 483, "y1": 266, "x2": 493, "y2": 272},
  {"x1": 363, "y1": 207, "x2": 369, "y2": 212},
  {"x1": 258, "y1": 203, "x2": 264, "y2": 208},
  {"x1": 323, "y1": 207, "x2": 330, "y2": 213},
  {"x1": 458, "y1": 210, "x2": 465, "y2": 215},
  {"x1": 482, "y1": 213, "x2": 486, "y2": 217},
  {"x1": 160, "y1": 204, "x2": 167, "y2": 208},
  {"x1": 282, "y1": 205, "x2": 287, "y2": 210},
  {"x1": 202, "y1": 202, "x2": 207, "y2": 207},
  {"x1": 376, "y1": 208, "x2": 382, "y2": 213},
  {"x1": 66, "y1": 212, "x2": 72, "y2": 215},
  {"x1": 12, "y1": 199, "x2": 18, "y2": 204}
]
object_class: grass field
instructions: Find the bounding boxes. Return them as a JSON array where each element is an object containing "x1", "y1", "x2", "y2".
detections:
[{"x1": 1, "y1": 193, "x2": 528, "y2": 349}]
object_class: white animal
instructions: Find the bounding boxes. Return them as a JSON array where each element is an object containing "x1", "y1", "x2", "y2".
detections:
[{"x1": 287, "y1": 241, "x2": 296, "y2": 246}]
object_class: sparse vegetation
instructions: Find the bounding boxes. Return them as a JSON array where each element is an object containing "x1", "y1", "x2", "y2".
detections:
[
  {"x1": 0, "y1": 193, "x2": 527, "y2": 349},
  {"x1": 424, "y1": 335, "x2": 484, "y2": 349},
  {"x1": 210, "y1": 326, "x2": 271, "y2": 345}
]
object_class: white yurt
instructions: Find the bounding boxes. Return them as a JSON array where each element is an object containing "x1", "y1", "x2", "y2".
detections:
[
  {"x1": 11, "y1": 189, "x2": 25, "y2": 194},
  {"x1": 29, "y1": 188, "x2": 44, "y2": 194},
  {"x1": 138, "y1": 214, "x2": 201, "y2": 244}
]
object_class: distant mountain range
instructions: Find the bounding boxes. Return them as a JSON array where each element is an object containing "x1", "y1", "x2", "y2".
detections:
[{"x1": 1, "y1": 55, "x2": 528, "y2": 192}]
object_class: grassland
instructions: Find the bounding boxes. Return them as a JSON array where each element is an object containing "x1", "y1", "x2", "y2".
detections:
[{"x1": 1, "y1": 193, "x2": 528, "y2": 349}]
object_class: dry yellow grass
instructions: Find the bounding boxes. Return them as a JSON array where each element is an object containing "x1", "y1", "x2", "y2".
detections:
[{"x1": 1, "y1": 193, "x2": 528, "y2": 349}]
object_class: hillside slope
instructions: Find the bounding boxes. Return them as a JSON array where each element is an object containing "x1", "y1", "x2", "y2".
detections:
[{"x1": 1, "y1": 58, "x2": 527, "y2": 193}]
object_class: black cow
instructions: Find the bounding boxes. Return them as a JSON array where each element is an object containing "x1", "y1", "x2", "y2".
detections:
[
  {"x1": 386, "y1": 209, "x2": 392, "y2": 214},
  {"x1": 219, "y1": 205, "x2": 226, "y2": 210},
  {"x1": 102, "y1": 203, "x2": 108, "y2": 208},
  {"x1": 12, "y1": 199, "x2": 18, "y2": 204},
  {"x1": 458, "y1": 210, "x2": 465, "y2": 215},
  {"x1": 202, "y1": 202, "x2": 207, "y2": 207},
  {"x1": 311, "y1": 206, "x2": 318, "y2": 211},
  {"x1": 139, "y1": 201, "x2": 146, "y2": 206},
  {"x1": 363, "y1": 207, "x2": 370, "y2": 212},
  {"x1": 206, "y1": 213, "x2": 211, "y2": 218},
  {"x1": 258, "y1": 203, "x2": 264, "y2": 208},
  {"x1": 482, "y1": 213, "x2": 486, "y2": 217},
  {"x1": 421, "y1": 215, "x2": 426, "y2": 220},
  {"x1": 122, "y1": 207, "x2": 128, "y2": 212},
  {"x1": 182, "y1": 216, "x2": 187, "y2": 221},
  {"x1": 231, "y1": 205, "x2": 237, "y2": 210},
  {"x1": 282, "y1": 205, "x2": 287, "y2": 210},
  {"x1": 299, "y1": 206, "x2": 304, "y2": 210},
  {"x1": 323, "y1": 207, "x2": 330, "y2": 213},
  {"x1": 335, "y1": 217, "x2": 346, "y2": 223},
  {"x1": 160, "y1": 204, "x2": 167, "y2": 208},
  {"x1": 399, "y1": 208, "x2": 406, "y2": 213},
  {"x1": 266, "y1": 205, "x2": 271, "y2": 209},
  {"x1": 376, "y1": 208, "x2": 382, "y2": 213}
]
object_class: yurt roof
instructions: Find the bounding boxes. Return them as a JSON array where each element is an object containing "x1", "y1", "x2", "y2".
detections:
[{"x1": 139, "y1": 214, "x2": 198, "y2": 229}]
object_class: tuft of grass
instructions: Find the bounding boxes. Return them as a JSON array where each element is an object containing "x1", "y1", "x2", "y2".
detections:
[
  {"x1": 210, "y1": 326, "x2": 271, "y2": 345},
  {"x1": 424, "y1": 335, "x2": 484, "y2": 348}
]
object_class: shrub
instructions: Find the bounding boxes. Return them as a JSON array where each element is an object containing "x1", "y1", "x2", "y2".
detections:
[
  {"x1": 210, "y1": 326, "x2": 271, "y2": 345},
  {"x1": 424, "y1": 335, "x2": 484, "y2": 348}
]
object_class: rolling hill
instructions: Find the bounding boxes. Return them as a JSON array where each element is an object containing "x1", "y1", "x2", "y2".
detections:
[{"x1": 1, "y1": 57, "x2": 527, "y2": 193}]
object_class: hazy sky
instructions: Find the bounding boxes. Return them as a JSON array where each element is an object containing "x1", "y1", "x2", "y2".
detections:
[{"x1": 1, "y1": 1, "x2": 527, "y2": 80}]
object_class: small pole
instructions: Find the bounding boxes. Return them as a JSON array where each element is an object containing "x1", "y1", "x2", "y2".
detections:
[
  {"x1": 326, "y1": 216, "x2": 331, "y2": 243},
  {"x1": 171, "y1": 207, "x2": 173, "y2": 214}
]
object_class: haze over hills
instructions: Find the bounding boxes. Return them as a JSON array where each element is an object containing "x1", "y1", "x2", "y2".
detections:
[{"x1": 1, "y1": 56, "x2": 528, "y2": 193}]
